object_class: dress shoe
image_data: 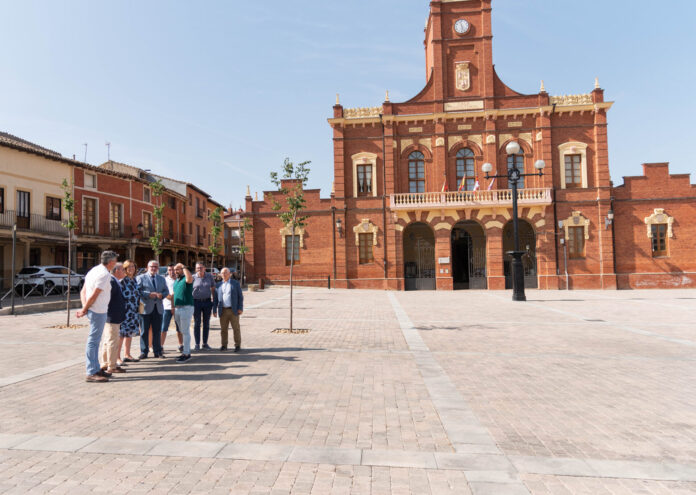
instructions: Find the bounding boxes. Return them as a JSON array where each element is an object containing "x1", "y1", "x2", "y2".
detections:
[
  {"x1": 234, "y1": 345, "x2": 241, "y2": 352},
  {"x1": 86, "y1": 374, "x2": 108, "y2": 383},
  {"x1": 107, "y1": 367, "x2": 126, "y2": 374},
  {"x1": 97, "y1": 369, "x2": 112, "y2": 378},
  {"x1": 219, "y1": 346, "x2": 227, "y2": 351},
  {"x1": 202, "y1": 344, "x2": 211, "y2": 350}
]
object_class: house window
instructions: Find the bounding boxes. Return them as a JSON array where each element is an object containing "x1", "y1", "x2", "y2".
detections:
[
  {"x1": 46, "y1": 197, "x2": 61, "y2": 221},
  {"x1": 189, "y1": 222, "x2": 192, "y2": 235},
  {"x1": 142, "y1": 211, "x2": 152, "y2": 236},
  {"x1": 85, "y1": 173, "x2": 97, "y2": 188},
  {"x1": 456, "y1": 148, "x2": 476, "y2": 191},
  {"x1": 0, "y1": 187, "x2": 4, "y2": 213},
  {"x1": 564, "y1": 154, "x2": 582, "y2": 189},
  {"x1": 168, "y1": 220, "x2": 174, "y2": 238},
  {"x1": 169, "y1": 197, "x2": 176, "y2": 209},
  {"x1": 16, "y1": 190, "x2": 30, "y2": 229},
  {"x1": 567, "y1": 226, "x2": 585, "y2": 259},
  {"x1": 197, "y1": 225, "x2": 201, "y2": 245},
  {"x1": 359, "y1": 233, "x2": 374, "y2": 264},
  {"x1": 143, "y1": 187, "x2": 151, "y2": 203},
  {"x1": 408, "y1": 151, "x2": 425, "y2": 193},
  {"x1": 558, "y1": 142, "x2": 588, "y2": 189},
  {"x1": 83, "y1": 198, "x2": 97, "y2": 234},
  {"x1": 109, "y1": 204, "x2": 123, "y2": 236},
  {"x1": 357, "y1": 165, "x2": 373, "y2": 196},
  {"x1": 507, "y1": 150, "x2": 525, "y2": 189},
  {"x1": 651, "y1": 224, "x2": 668, "y2": 257},
  {"x1": 285, "y1": 235, "x2": 300, "y2": 265}
]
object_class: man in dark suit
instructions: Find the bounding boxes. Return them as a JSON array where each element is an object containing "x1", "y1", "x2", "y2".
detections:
[
  {"x1": 214, "y1": 268, "x2": 244, "y2": 352},
  {"x1": 137, "y1": 260, "x2": 169, "y2": 358}
]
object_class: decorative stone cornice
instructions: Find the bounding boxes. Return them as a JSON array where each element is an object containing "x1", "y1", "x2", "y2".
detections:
[
  {"x1": 550, "y1": 94, "x2": 593, "y2": 106},
  {"x1": 344, "y1": 107, "x2": 382, "y2": 119}
]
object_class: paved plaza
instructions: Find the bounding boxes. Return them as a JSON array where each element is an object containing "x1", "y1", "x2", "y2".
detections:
[{"x1": 0, "y1": 287, "x2": 695, "y2": 494}]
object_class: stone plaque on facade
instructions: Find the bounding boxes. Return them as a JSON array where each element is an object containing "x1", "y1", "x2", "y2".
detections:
[{"x1": 445, "y1": 100, "x2": 484, "y2": 112}]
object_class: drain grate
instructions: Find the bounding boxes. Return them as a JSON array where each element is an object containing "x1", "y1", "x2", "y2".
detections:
[{"x1": 584, "y1": 319, "x2": 606, "y2": 322}]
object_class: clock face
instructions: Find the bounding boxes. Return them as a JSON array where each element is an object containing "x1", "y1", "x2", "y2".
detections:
[{"x1": 454, "y1": 19, "x2": 470, "y2": 34}]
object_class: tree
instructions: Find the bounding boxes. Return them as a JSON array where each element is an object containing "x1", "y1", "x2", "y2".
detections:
[
  {"x1": 239, "y1": 217, "x2": 253, "y2": 286},
  {"x1": 208, "y1": 206, "x2": 223, "y2": 271},
  {"x1": 61, "y1": 179, "x2": 77, "y2": 326},
  {"x1": 148, "y1": 180, "x2": 166, "y2": 263},
  {"x1": 270, "y1": 158, "x2": 311, "y2": 332}
]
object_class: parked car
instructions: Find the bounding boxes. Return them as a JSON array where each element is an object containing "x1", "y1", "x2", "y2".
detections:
[{"x1": 15, "y1": 266, "x2": 85, "y2": 292}]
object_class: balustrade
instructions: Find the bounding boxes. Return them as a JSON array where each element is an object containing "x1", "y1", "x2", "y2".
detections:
[{"x1": 390, "y1": 188, "x2": 552, "y2": 210}]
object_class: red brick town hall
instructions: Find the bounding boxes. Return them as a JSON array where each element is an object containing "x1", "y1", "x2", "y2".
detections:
[{"x1": 243, "y1": 0, "x2": 696, "y2": 291}]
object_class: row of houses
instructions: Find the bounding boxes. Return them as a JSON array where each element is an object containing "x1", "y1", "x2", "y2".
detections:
[{"x1": 0, "y1": 131, "x2": 231, "y2": 286}]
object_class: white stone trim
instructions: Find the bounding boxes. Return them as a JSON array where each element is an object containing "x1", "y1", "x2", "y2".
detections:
[
  {"x1": 645, "y1": 208, "x2": 674, "y2": 238},
  {"x1": 280, "y1": 225, "x2": 305, "y2": 248},
  {"x1": 351, "y1": 152, "x2": 378, "y2": 198},
  {"x1": 561, "y1": 211, "x2": 590, "y2": 240},
  {"x1": 558, "y1": 141, "x2": 588, "y2": 189},
  {"x1": 353, "y1": 219, "x2": 379, "y2": 247}
]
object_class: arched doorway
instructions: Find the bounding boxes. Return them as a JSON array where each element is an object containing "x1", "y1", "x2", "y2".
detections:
[
  {"x1": 403, "y1": 222, "x2": 436, "y2": 291},
  {"x1": 503, "y1": 220, "x2": 538, "y2": 289},
  {"x1": 451, "y1": 221, "x2": 487, "y2": 290}
]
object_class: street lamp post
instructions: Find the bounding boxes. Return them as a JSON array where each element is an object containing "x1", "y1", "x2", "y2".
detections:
[{"x1": 482, "y1": 141, "x2": 546, "y2": 301}]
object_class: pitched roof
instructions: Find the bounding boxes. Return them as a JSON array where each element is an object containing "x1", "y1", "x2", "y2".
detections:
[{"x1": 0, "y1": 131, "x2": 63, "y2": 158}]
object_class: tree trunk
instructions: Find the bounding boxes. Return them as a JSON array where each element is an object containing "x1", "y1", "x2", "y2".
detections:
[
  {"x1": 66, "y1": 233, "x2": 71, "y2": 327},
  {"x1": 289, "y1": 213, "x2": 297, "y2": 332}
]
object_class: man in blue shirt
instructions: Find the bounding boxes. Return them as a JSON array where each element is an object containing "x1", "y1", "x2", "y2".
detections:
[{"x1": 214, "y1": 268, "x2": 244, "y2": 352}]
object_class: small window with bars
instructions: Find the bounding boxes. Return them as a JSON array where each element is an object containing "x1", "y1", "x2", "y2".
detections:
[
  {"x1": 567, "y1": 226, "x2": 585, "y2": 259},
  {"x1": 651, "y1": 224, "x2": 668, "y2": 257},
  {"x1": 359, "y1": 233, "x2": 374, "y2": 264},
  {"x1": 285, "y1": 235, "x2": 300, "y2": 266},
  {"x1": 564, "y1": 154, "x2": 582, "y2": 189}
]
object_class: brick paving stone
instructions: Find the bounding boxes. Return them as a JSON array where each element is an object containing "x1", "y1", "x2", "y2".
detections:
[{"x1": 1, "y1": 287, "x2": 696, "y2": 493}]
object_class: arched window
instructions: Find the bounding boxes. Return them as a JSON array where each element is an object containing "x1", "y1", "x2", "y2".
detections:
[
  {"x1": 507, "y1": 149, "x2": 525, "y2": 189},
  {"x1": 408, "y1": 151, "x2": 425, "y2": 193},
  {"x1": 455, "y1": 148, "x2": 475, "y2": 191}
]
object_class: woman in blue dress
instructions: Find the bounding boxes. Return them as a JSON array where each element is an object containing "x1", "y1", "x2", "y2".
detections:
[{"x1": 118, "y1": 260, "x2": 141, "y2": 364}]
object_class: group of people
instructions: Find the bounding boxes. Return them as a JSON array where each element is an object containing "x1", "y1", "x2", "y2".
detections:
[{"x1": 77, "y1": 251, "x2": 244, "y2": 383}]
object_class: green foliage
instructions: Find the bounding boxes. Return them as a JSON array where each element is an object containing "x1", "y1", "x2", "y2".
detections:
[
  {"x1": 269, "y1": 158, "x2": 311, "y2": 230},
  {"x1": 61, "y1": 179, "x2": 77, "y2": 231},
  {"x1": 208, "y1": 206, "x2": 223, "y2": 258},
  {"x1": 239, "y1": 217, "x2": 253, "y2": 255},
  {"x1": 148, "y1": 180, "x2": 166, "y2": 258}
]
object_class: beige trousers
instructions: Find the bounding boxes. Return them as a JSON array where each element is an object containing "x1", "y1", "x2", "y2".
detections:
[
  {"x1": 100, "y1": 323, "x2": 120, "y2": 370},
  {"x1": 220, "y1": 308, "x2": 241, "y2": 348}
]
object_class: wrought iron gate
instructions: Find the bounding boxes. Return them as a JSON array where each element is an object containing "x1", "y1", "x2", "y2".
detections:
[
  {"x1": 452, "y1": 230, "x2": 487, "y2": 290},
  {"x1": 405, "y1": 239, "x2": 436, "y2": 291}
]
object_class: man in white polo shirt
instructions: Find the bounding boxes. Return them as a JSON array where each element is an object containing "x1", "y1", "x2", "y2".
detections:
[{"x1": 77, "y1": 251, "x2": 119, "y2": 383}]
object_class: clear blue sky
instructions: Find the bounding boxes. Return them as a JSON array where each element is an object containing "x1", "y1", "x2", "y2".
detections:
[{"x1": 1, "y1": 1, "x2": 694, "y2": 208}]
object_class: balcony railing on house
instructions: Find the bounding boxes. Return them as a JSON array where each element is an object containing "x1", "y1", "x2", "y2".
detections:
[
  {"x1": 79, "y1": 223, "x2": 129, "y2": 239},
  {"x1": 0, "y1": 210, "x2": 66, "y2": 236},
  {"x1": 390, "y1": 188, "x2": 552, "y2": 210}
]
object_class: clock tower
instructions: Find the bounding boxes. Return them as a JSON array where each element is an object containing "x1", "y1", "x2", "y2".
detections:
[{"x1": 424, "y1": 0, "x2": 495, "y2": 104}]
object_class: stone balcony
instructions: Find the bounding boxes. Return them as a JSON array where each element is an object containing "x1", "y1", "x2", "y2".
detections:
[{"x1": 390, "y1": 188, "x2": 552, "y2": 210}]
